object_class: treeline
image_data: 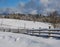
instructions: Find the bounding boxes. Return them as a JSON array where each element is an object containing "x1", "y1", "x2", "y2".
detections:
[{"x1": 0, "y1": 11, "x2": 60, "y2": 23}]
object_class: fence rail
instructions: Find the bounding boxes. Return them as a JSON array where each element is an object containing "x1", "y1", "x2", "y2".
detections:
[{"x1": 27, "y1": 29, "x2": 60, "y2": 31}]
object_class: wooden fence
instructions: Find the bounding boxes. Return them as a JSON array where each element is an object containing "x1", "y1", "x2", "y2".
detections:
[
  {"x1": 25, "y1": 29, "x2": 60, "y2": 38},
  {"x1": 0, "y1": 27, "x2": 60, "y2": 38}
]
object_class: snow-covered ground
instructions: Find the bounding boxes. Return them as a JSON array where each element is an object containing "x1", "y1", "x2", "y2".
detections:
[
  {"x1": 0, "y1": 18, "x2": 59, "y2": 47},
  {"x1": 0, "y1": 18, "x2": 53, "y2": 29},
  {"x1": 0, "y1": 32, "x2": 60, "y2": 47}
]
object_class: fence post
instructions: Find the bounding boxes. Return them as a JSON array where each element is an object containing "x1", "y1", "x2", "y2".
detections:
[
  {"x1": 17, "y1": 28, "x2": 19, "y2": 33},
  {"x1": 9, "y1": 28, "x2": 11, "y2": 32},
  {"x1": 48, "y1": 26, "x2": 51, "y2": 37},
  {"x1": 39, "y1": 27, "x2": 41, "y2": 35},
  {"x1": 26, "y1": 29, "x2": 28, "y2": 34},
  {"x1": 3, "y1": 29, "x2": 5, "y2": 32},
  {"x1": 39, "y1": 31, "x2": 40, "y2": 35},
  {"x1": 32, "y1": 28, "x2": 34, "y2": 35}
]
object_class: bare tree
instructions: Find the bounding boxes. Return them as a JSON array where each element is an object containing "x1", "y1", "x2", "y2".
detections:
[{"x1": 49, "y1": 11, "x2": 58, "y2": 28}]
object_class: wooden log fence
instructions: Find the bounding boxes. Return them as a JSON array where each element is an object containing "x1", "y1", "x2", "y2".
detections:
[
  {"x1": 0, "y1": 27, "x2": 60, "y2": 38},
  {"x1": 26, "y1": 29, "x2": 60, "y2": 38}
]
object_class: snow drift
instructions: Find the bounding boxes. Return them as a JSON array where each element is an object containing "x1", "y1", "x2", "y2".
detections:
[{"x1": 0, "y1": 32, "x2": 60, "y2": 47}]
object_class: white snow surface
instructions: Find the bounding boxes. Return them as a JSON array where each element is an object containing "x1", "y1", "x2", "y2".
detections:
[
  {"x1": 0, "y1": 18, "x2": 53, "y2": 29},
  {"x1": 0, "y1": 32, "x2": 60, "y2": 47}
]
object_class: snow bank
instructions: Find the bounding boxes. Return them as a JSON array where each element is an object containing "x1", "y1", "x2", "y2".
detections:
[
  {"x1": 0, "y1": 18, "x2": 53, "y2": 29},
  {"x1": 0, "y1": 32, "x2": 60, "y2": 47}
]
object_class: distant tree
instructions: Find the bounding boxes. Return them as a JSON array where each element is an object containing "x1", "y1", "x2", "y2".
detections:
[
  {"x1": 49, "y1": 11, "x2": 58, "y2": 28},
  {"x1": 34, "y1": 14, "x2": 39, "y2": 18}
]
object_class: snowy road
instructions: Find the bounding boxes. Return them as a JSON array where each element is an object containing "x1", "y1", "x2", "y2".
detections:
[{"x1": 0, "y1": 32, "x2": 60, "y2": 47}]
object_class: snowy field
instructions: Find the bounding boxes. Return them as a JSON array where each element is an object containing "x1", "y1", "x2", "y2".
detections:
[
  {"x1": 0, "y1": 32, "x2": 60, "y2": 47},
  {"x1": 0, "y1": 18, "x2": 59, "y2": 47},
  {"x1": 0, "y1": 18, "x2": 53, "y2": 29}
]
